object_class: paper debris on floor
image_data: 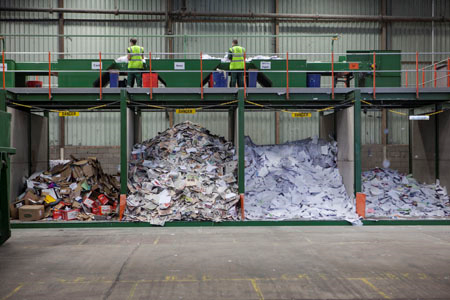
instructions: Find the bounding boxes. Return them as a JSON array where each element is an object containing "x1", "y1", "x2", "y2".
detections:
[
  {"x1": 363, "y1": 168, "x2": 450, "y2": 218},
  {"x1": 125, "y1": 121, "x2": 240, "y2": 225},
  {"x1": 244, "y1": 136, "x2": 360, "y2": 224},
  {"x1": 16, "y1": 157, "x2": 120, "y2": 221}
]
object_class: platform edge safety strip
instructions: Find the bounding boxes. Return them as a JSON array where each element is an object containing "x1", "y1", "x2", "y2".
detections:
[{"x1": 9, "y1": 219, "x2": 450, "y2": 229}]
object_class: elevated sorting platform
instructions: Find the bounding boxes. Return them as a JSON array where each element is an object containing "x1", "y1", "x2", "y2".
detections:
[{"x1": 1, "y1": 86, "x2": 450, "y2": 227}]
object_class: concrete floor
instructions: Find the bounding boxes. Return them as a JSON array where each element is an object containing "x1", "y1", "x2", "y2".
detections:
[{"x1": 0, "y1": 226, "x2": 449, "y2": 300}]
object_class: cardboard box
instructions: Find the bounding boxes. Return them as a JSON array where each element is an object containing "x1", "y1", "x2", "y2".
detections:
[
  {"x1": 98, "y1": 194, "x2": 109, "y2": 205},
  {"x1": 53, "y1": 209, "x2": 63, "y2": 220},
  {"x1": 18, "y1": 205, "x2": 45, "y2": 221},
  {"x1": 83, "y1": 197, "x2": 96, "y2": 208},
  {"x1": 61, "y1": 209, "x2": 79, "y2": 221},
  {"x1": 10, "y1": 199, "x2": 25, "y2": 219},
  {"x1": 91, "y1": 207, "x2": 101, "y2": 215},
  {"x1": 100, "y1": 205, "x2": 111, "y2": 215}
]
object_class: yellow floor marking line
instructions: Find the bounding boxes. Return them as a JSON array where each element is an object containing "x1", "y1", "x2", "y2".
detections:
[
  {"x1": 349, "y1": 278, "x2": 391, "y2": 299},
  {"x1": 153, "y1": 236, "x2": 160, "y2": 245},
  {"x1": 127, "y1": 282, "x2": 139, "y2": 300},
  {"x1": 249, "y1": 279, "x2": 265, "y2": 300},
  {"x1": 1, "y1": 284, "x2": 23, "y2": 300}
]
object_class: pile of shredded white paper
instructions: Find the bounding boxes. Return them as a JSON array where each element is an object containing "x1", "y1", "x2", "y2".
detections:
[
  {"x1": 363, "y1": 168, "x2": 450, "y2": 218},
  {"x1": 244, "y1": 137, "x2": 361, "y2": 224}
]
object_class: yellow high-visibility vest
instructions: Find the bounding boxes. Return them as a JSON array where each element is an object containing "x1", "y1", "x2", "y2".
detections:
[
  {"x1": 229, "y1": 45, "x2": 245, "y2": 70},
  {"x1": 127, "y1": 45, "x2": 144, "y2": 69}
]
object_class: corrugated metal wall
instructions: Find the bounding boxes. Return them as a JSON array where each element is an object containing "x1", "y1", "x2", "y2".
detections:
[
  {"x1": 141, "y1": 111, "x2": 170, "y2": 141},
  {"x1": 2, "y1": 0, "x2": 448, "y2": 146},
  {"x1": 280, "y1": 111, "x2": 319, "y2": 143},
  {"x1": 361, "y1": 110, "x2": 382, "y2": 144},
  {"x1": 64, "y1": 0, "x2": 166, "y2": 59}
]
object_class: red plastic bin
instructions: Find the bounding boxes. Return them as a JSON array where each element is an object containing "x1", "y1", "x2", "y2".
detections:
[
  {"x1": 26, "y1": 80, "x2": 43, "y2": 88},
  {"x1": 142, "y1": 73, "x2": 158, "y2": 88}
]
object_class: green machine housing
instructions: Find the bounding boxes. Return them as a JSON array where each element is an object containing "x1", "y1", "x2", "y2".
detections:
[
  {"x1": 0, "y1": 50, "x2": 401, "y2": 88},
  {"x1": 0, "y1": 110, "x2": 16, "y2": 246},
  {"x1": 346, "y1": 50, "x2": 401, "y2": 87}
]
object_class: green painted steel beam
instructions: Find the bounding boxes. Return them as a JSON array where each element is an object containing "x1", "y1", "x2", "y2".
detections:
[
  {"x1": 0, "y1": 90, "x2": 6, "y2": 111},
  {"x1": 4, "y1": 88, "x2": 450, "y2": 111},
  {"x1": 44, "y1": 111, "x2": 50, "y2": 170},
  {"x1": 0, "y1": 111, "x2": 14, "y2": 245},
  {"x1": 120, "y1": 89, "x2": 127, "y2": 195},
  {"x1": 409, "y1": 108, "x2": 414, "y2": 174},
  {"x1": 129, "y1": 93, "x2": 235, "y2": 102},
  {"x1": 9, "y1": 219, "x2": 450, "y2": 229},
  {"x1": 354, "y1": 89, "x2": 362, "y2": 194},
  {"x1": 237, "y1": 89, "x2": 245, "y2": 195}
]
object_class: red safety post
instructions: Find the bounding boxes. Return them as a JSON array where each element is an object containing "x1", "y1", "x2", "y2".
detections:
[
  {"x1": 2, "y1": 51, "x2": 5, "y2": 90},
  {"x1": 286, "y1": 52, "x2": 290, "y2": 100},
  {"x1": 434, "y1": 62, "x2": 437, "y2": 88},
  {"x1": 48, "y1": 51, "x2": 51, "y2": 100},
  {"x1": 149, "y1": 51, "x2": 152, "y2": 100},
  {"x1": 422, "y1": 67, "x2": 425, "y2": 88},
  {"x1": 200, "y1": 52, "x2": 203, "y2": 100},
  {"x1": 416, "y1": 52, "x2": 419, "y2": 98},
  {"x1": 243, "y1": 51, "x2": 247, "y2": 98},
  {"x1": 405, "y1": 70, "x2": 408, "y2": 87},
  {"x1": 99, "y1": 51, "x2": 102, "y2": 100},
  {"x1": 373, "y1": 51, "x2": 376, "y2": 99},
  {"x1": 447, "y1": 57, "x2": 450, "y2": 88},
  {"x1": 331, "y1": 50, "x2": 335, "y2": 100}
]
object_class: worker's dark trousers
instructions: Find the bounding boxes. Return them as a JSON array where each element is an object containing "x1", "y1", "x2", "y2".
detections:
[
  {"x1": 127, "y1": 68, "x2": 143, "y2": 87},
  {"x1": 230, "y1": 71, "x2": 244, "y2": 87}
]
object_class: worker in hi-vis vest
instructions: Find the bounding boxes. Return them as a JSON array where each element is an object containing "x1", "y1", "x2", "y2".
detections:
[
  {"x1": 228, "y1": 39, "x2": 246, "y2": 87},
  {"x1": 127, "y1": 38, "x2": 144, "y2": 87}
]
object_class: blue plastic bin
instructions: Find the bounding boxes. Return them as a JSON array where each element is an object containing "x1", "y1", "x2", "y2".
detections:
[
  {"x1": 248, "y1": 71, "x2": 258, "y2": 87},
  {"x1": 110, "y1": 72, "x2": 119, "y2": 87},
  {"x1": 307, "y1": 74, "x2": 321, "y2": 87},
  {"x1": 212, "y1": 72, "x2": 228, "y2": 87}
]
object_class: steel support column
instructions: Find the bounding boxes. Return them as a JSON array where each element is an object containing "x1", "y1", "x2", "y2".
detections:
[
  {"x1": 237, "y1": 89, "x2": 245, "y2": 194},
  {"x1": 58, "y1": 0, "x2": 65, "y2": 59},
  {"x1": 44, "y1": 111, "x2": 50, "y2": 169},
  {"x1": 435, "y1": 103, "x2": 441, "y2": 180},
  {"x1": 228, "y1": 108, "x2": 236, "y2": 144},
  {"x1": 120, "y1": 89, "x2": 127, "y2": 195},
  {"x1": 354, "y1": 89, "x2": 362, "y2": 194},
  {"x1": 273, "y1": 0, "x2": 279, "y2": 54},
  {"x1": 408, "y1": 108, "x2": 414, "y2": 174}
]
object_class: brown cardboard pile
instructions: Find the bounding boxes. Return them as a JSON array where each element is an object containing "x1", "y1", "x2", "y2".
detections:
[{"x1": 13, "y1": 156, "x2": 120, "y2": 221}]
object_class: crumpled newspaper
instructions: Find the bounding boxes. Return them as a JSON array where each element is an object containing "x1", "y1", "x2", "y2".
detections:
[
  {"x1": 244, "y1": 136, "x2": 360, "y2": 224},
  {"x1": 125, "y1": 121, "x2": 240, "y2": 225},
  {"x1": 363, "y1": 168, "x2": 450, "y2": 218}
]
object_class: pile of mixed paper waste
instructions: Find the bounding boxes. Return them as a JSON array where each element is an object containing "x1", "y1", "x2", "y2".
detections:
[
  {"x1": 12, "y1": 157, "x2": 120, "y2": 221},
  {"x1": 363, "y1": 168, "x2": 450, "y2": 218},
  {"x1": 125, "y1": 121, "x2": 240, "y2": 225},
  {"x1": 244, "y1": 136, "x2": 360, "y2": 223}
]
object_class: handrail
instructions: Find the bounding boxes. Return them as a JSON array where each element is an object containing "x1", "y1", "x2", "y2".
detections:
[
  {"x1": 3, "y1": 51, "x2": 450, "y2": 56},
  {"x1": 2, "y1": 51, "x2": 450, "y2": 94}
]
